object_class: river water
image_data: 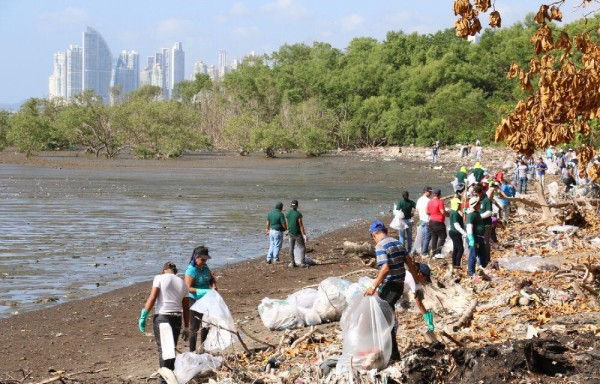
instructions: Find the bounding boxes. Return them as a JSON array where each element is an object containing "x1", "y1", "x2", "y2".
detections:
[{"x1": 0, "y1": 152, "x2": 447, "y2": 317}]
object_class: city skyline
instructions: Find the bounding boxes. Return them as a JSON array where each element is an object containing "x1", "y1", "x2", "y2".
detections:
[{"x1": 0, "y1": 0, "x2": 594, "y2": 106}]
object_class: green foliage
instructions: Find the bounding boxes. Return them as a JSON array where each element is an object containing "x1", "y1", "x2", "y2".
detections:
[
  {"x1": 7, "y1": 98, "x2": 67, "y2": 157},
  {"x1": 172, "y1": 74, "x2": 212, "y2": 103},
  {"x1": 0, "y1": 110, "x2": 10, "y2": 151}
]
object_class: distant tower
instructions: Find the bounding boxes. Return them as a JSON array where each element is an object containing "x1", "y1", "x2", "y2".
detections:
[
  {"x1": 49, "y1": 51, "x2": 68, "y2": 99},
  {"x1": 218, "y1": 49, "x2": 229, "y2": 78},
  {"x1": 66, "y1": 44, "x2": 82, "y2": 98},
  {"x1": 82, "y1": 27, "x2": 113, "y2": 103},
  {"x1": 111, "y1": 50, "x2": 139, "y2": 103},
  {"x1": 171, "y1": 42, "x2": 185, "y2": 92},
  {"x1": 191, "y1": 60, "x2": 207, "y2": 79}
]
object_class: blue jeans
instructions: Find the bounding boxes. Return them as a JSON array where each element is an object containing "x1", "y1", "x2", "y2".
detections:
[
  {"x1": 468, "y1": 236, "x2": 487, "y2": 276},
  {"x1": 518, "y1": 177, "x2": 527, "y2": 193},
  {"x1": 420, "y1": 221, "x2": 431, "y2": 255},
  {"x1": 398, "y1": 219, "x2": 413, "y2": 252},
  {"x1": 267, "y1": 229, "x2": 283, "y2": 261}
]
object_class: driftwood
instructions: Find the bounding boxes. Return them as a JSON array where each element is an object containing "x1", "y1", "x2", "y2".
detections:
[
  {"x1": 237, "y1": 323, "x2": 276, "y2": 349},
  {"x1": 447, "y1": 300, "x2": 478, "y2": 333},
  {"x1": 536, "y1": 182, "x2": 555, "y2": 223},
  {"x1": 34, "y1": 368, "x2": 109, "y2": 384},
  {"x1": 201, "y1": 319, "x2": 251, "y2": 354}
]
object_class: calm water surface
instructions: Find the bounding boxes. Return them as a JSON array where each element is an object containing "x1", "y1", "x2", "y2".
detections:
[{"x1": 0, "y1": 153, "x2": 447, "y2": 317}]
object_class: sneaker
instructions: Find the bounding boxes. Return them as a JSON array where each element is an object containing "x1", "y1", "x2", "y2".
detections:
[
  {"x1": 434, "y1": 253, "x2": 446, "y2": 259},
  {"x1": 297, "y1": 263, "x2": 309, "y2": 268},
  {"x1": 266, "y1": 259, "x2": 272, "y2": 264},
  {"x1": 288, "y1": 262, "x2": 297, "y2": 268},
  {"x1": 274, "y1": 259, "x2": 280, "y2": 263}
]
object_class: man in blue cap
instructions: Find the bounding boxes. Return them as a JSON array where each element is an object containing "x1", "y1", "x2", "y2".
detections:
[{"x1": 364, "y1": 220, "x2": 429, "y2": 361}]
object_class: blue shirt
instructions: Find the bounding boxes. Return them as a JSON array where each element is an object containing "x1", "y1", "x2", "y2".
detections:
[
  {"x1": 536, "y1": 162, "x2": 547, "y2": 175},
  {"x1": 184, "y1": 264, "x2": 212, "y2": 300},
  {"x1": 375, "y1": 237, "x2": 407, "y2": 283},
  {"x1": 498, "y1": 184, "x2": 515, "y2": 205}
]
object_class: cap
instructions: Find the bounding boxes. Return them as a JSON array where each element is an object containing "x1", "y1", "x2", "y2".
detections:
[
  {"x1": 455, "y1": 183, "x2": 465, "y2": 193},
  {"x1": 417, "y1": 263, "x2": 432, "y2": 283},
  {"x1": 369, "y1": 220, "x2": 387, "y2": 234},
  {"x1": 192, "y1": 246, "x2": 211, "y2": 259},
  {"x1": 291, "y1": 199, "x2": 298, "y2": 207},
  {"x1": 423, "y1": 186, "x2": 432, "y2": 192},
  {"x1": 275, "y1": 201, "x2": 283, "y2": 209},
  {"x1": 469, "y1": 196, "x2": 480, "y2": 209},
  {"x1": 433, "y1": 188, "x2": 441, "y2": 195}
]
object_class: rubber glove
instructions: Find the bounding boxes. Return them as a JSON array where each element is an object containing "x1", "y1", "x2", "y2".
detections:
[
  {"x1": 138, "y1": 308, "x2": 149, "y2": 333},
  {"x1": 181, "y1": 327, "x2": 190, "y2": 342},
  {"x1": 423, "y1": 310, "x2": 435, "y2": 332},
  {"x1": 467, "y1": 234, "x2": 475, "y2": 248}
]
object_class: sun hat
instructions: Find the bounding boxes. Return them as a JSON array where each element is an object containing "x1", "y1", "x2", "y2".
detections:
[{"x1": 369, "y1": 220, "x2": 387, "y2": 234}]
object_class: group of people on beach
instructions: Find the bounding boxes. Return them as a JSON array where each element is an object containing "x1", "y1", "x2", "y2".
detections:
[{"x1": 265, "y1": 199, "x2": 309, "y2": 267}]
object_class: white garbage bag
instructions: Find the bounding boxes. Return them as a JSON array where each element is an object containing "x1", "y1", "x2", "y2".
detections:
[
  {"x1": 288, "y1": 288, "x2": 322, "y2": 326},
  {"x1": 313, "y1": 277, "x2": 352, "y2": 322},
  {"x1": 258, "y1": 298, "x2": 298, "y2": 330},
  {"x1": 190, "y1": 290, "x2": 237, "y2": 352},
  {"x1": 336, "y1": 295, "x2": 394, "y2": 372},
  {"x1": 173, "y1": 352, "x2": 223, "y2": 384},
  {"x1": 344, "y1": 277, "x2": 374, "y2": 304}
]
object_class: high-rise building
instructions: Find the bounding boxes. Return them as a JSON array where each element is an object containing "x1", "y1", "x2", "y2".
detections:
[
  {"x1": 66, "y1": 45, "x2": 82, "y2": 98},
  {"x1": 151, "y1": 62, "x2": 164, "y2": 98},
  {"x1": 171, "y1": 42, "x2": 185, "y2": 91},
  {"x1": 49, "y1": 51, "x2": 67, "y2": 99},
  {"x1": 111, "y1": 50, "x2": 139, "y2": 103},
  {"x1": 191, "y1": 60, "x2": 207, "y2": 79},
  {"x1": 83, "y1": 27, "x2": 113, "y2": 103},
  {"x1": 139, "y1": 66, "x2": 152, "y2": 88}
]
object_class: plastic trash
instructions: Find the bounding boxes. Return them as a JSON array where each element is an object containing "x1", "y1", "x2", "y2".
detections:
[
  {"x1": 344, "y1": 277, "x2": 374, "y2": 304},
  {"x1": 257, "y1": 298, "x2": 298, "y2": 330},
  {"x1": 336, "y1": 295, "x2": 394, "y2": 372},
  {"x1": 496, "y1": 256, "x2": 561, "y2": 272},
  {"x1": 313, "y1": 277, "x2": 352, "y2": 322},
  {"x1": 159, "y1": 322, "x2": 176, "y2": 360},
  {"x1": 190, "y1": 290, "x2": 237, "y2": 352},
  {"x1": 173, "y1": 352, "x2": 223, "y2": 384},
  {"x1": 547, "y1": 225, "x2": 578, "y2": 234},
  {"x1": 411, "y1": 224, "x2": 423, "y2": 255},
  {"x1": 288, "y1": 288, "x2": 321, "y2": 326},
  {"x1": 441, "y1": 237, "x2": 453, "y2": 257}
]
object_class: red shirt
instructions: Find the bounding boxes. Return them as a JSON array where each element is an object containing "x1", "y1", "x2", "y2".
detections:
[{"x1": 427, "y1": 198, "x2": 445, "y2": 222}]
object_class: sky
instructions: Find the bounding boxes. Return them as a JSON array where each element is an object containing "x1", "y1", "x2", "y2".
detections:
[{"x1": 0, "y1": 0, "x2": 594, "y2": 105}]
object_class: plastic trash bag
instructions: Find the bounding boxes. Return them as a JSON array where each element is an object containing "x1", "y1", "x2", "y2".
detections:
[
  {"x1": 344, "y1": 277, "x2": 374, "y2": 304},
  {"x1": 547, "y1": 225, "x2": 579, "y2": 234},
  {"x1": 496, "y1": 256, "x2": 561, "y2": 272},
  {"x1": 412, "y1": 224, "x2": 422, "y2": 254},
  {"x1": 441, "y1": 237, "x2": 453, "y2": 257},
  {"x1": 547, "y1": 182, "x2": 559, "y2": 198},
  {"x1": 190, "y1": 290, "x2": 237, "y2": 352},
  {"x1": 336, "y1": 295, "x2": 394, "y2": 372},
  {"x1": 173, "y1": 352, "x2": 223, "y2": 384},
  {"x1": 258, "y1": 298, "x2": 298, "y2": 330},
  {"x1": 313, "y1": 277, "x2": 352, "y2": 322},
  {"x1": 288, "y1": 288, "x2": 322, "y2": 326}
]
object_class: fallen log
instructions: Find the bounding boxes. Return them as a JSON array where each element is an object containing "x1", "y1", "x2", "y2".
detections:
[{"x1": 447, "y1": 300, "x2": 478, "y2": 333}]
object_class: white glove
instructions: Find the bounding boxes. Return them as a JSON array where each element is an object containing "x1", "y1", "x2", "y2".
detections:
[{"x1": 303, "y1": 234, "x2": 308, "y2": 243}]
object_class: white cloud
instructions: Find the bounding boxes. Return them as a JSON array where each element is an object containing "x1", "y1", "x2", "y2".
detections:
[
  {"x1": 232, "y1": 26, "x2": 261, "y2": 39},
  {"x1": 261, "y1": 0, "x2": 308, "y2": 20},
  {"x1": 230, "y1": 2, "x2": 248, "y2": 16},
  {"x1": 339, "y1": 14, "x2": 365, "y2": 31},
  {"x1": 155, "y1": 19, "x2": 195, "y2": 37},
  {"x1": 37, "y1": 7, "x2": 89, "y2": 31}
]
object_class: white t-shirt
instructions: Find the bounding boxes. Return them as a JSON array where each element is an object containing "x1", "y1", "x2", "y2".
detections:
[
  {"x1": 152, "y1": 274, "x2": 189, "y2": 314},
  {"x1": 416, "y1": 195, "x2": 430, "y2": 222}
]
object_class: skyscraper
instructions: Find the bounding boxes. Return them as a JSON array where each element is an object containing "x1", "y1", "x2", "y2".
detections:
[
  {"x1": 171, "y1": 42, "x2": 185, "y2": 91},
  {"x1": 191, "y1": 60, "x2": 207, "y2": 79},
  {"x1": 83, "y1": 27, "x2": 112, "y2": 103},
  {"x1": 111, "y1": 50, "x2": 139, "y2": 103},
  {"x1": 66, "y1": 45, "x2": 82, "y2": 99},
  {"x1": 49, "y1": 52, "x2": 67, "y2": 99}
]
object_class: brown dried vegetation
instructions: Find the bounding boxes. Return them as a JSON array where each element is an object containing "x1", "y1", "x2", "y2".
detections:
[{"x1": 454, "y1": 1, "x2": 599, "y2": 161}]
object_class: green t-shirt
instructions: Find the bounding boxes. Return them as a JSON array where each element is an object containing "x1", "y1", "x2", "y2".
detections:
[
  {"x1": 395, "y1": 198, "x2": 416, "y2": 219},
  {"x1": 466, "y1": 211, "x2": 485, "y2": 236},
  {"x1": 456, "y1": 171, "x2": 467, "y2": 183},
  {"x1": 473, "y1": 168, "x2": 485, "y2": 182},
  {"x1": 286, "y1": 209, "x2": 303, "y2": 236},
  {"x1": 478, "y1": 195, "x2": 493, "y2": 226},
  {"x1": 449, "y1": 210, "x2": 464, "y2": 234},
  {"x1": 267, "y1": 209, "x2": 286, "y2": 231}
]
